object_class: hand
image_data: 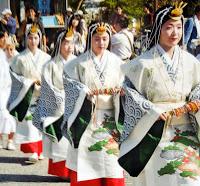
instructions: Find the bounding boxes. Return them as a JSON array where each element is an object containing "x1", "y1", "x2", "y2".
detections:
[
  {"x1": 159, "y1": 112, "x2": 170, "y2": 121},
  {"x1": 35, "y1": 80, "x2": 41, "y2": 86},
  {"x1": 0, "y1": 18, "x2": 7, "y2": 25}
]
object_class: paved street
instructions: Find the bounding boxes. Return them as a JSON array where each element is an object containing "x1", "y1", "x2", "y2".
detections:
[
  {"x1": 0, "y1": 140, "x2": 133, "y2": 186},
  {"x1": 0, "y1": 142, "x2": 69, "y2": 186}
]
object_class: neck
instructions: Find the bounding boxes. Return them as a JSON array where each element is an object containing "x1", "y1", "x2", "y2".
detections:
[
  {"x1": 30, "y1": 48, "x2": 37, "y2": 55},
  {"x1": 93, "y1": 51, "x2": 104, "y2": 59},
  {"x1": 62, "y1": 53, "x2": 71, "y2": 60},
  {"x1": 159, "y1": 44, "x2": 175, "y2": 59}
]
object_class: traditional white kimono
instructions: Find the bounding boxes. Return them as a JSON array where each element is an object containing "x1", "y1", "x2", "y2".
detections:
[
  {"x1": 0, "y1": 49, "x2": 16, "y2": 134},
  {"x1": 119, "y1": 44, "x2": 200, "y2": 186},
  {"x1": 33, "y1": 54, "x2": 76, "y2": 177},
  {"x1": 62, "y1": 50, "x2": 125, "y2": 184},
  {"x1": 10, "y1": 48, "x2": 50, "y2": 146}
]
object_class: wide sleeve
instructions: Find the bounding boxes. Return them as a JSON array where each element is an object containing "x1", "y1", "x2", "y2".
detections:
[
  {"x1": 32, "y1": 62, "x2": 65, "y2": 142},
  {"x1": 0, "y1": 60, "x2": 11, "y2": 111},
  {"x1": 61, "y1": 60, "x2": 92, "y2": 148},
  {"x1": 187, "y1": 58, "x2": 200, "y2": 141},
  {"x1": 10, "y1": 56, "x2": 24, "y2": 76},
  {"x1": 119, "y1": 59, "x2": 164, "y2": 177}
]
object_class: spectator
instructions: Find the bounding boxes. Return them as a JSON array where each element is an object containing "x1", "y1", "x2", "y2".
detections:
[
  {"x1": 64, "y1": 7, "x2": 73, "y2": 28},
  {"x1": 184, "y1": 5, "x2": 200, "y2": 56},
  {"x1": 75, "y1": 10, "x2": 88, "y2": 40},
  {"x1": 111, "y1": 16, "x2": 135, "y2": 61},
  {"x1": 0, "y1": 9, "x2": 16, "y2": 36},
  {"x1": 0, "y1": 8, "x2": 18, "y2": 47},
  {"x1": 142, "y1": 4, "x2": 154, "y2": 32},
  {"x1": 109, "y1": 5, "x2": 124, "y2": 33},
  {"x1": 68, "y1": 14, "x2": 86, "y2": 55},
  {"x1": 17, "y1": 6, "x2": 47, "y2": 52}
]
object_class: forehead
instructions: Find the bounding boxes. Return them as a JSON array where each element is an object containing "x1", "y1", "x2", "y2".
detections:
[
  {"x1": 28, "y1": 33, "x2": 39, "y2": 38},
  {"x1": 162, "y1": 19, "x2": 182, "y2": 27},
  {"x1": 62, "y1": 38, "x2": 74, "y2": 43},
  {"x1": 92, "y1": 32, "x2": 109, "y2": 38},
  {"x1": 6, "y1": 45, "x2": 14, "y2": 49}
]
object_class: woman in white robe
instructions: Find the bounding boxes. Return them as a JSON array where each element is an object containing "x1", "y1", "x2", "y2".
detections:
[
  {"x1": 61, "y1": 22, "x2": 125, "y2": 186},
  {"x1": 33, "y1": 28, "x2": 76, "y2": 178},
  {"x1": 10, "y1": 24, "x2": 50, "y2": 162},
  {"x1": 119, "y1": 3, "x2": 200, "y2": 186},
  {"x1": 0, "y1": 31, "x2": 16, "y2": 150}
]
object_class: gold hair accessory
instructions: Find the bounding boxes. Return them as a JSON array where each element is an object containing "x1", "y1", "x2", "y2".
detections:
[
  {"x1": 96, "y1": 23, "x2": 107, "y2": 35},
  {"x1": 170, "y1": 1, "x2": 187, "y2": 18},
  {"x1": 30, "y1": 24, "x2": 39, "y2": 34},
  {"x1": 65, "y1": 26, "x2": 74, "y2": 38}
]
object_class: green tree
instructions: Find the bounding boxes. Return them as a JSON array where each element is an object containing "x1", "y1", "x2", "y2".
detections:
[
  {"x1": 99, "y1": 0, "x2": 199, "y2": 19},
  {"x1": 68, "y1": 0, "x2": 85, "y2": 11}
]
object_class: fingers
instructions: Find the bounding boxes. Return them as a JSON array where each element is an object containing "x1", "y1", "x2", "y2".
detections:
[{"x1": 159, "y1": 112, "x2": 170, "y2": 121}]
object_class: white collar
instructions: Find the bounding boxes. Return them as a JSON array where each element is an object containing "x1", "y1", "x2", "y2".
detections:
[
  {"x1": 27, "y1": 48, "x2": 40, "y2": 63},
  {"x1": 156, "y1": 44, "x2": 179, "y2": 69},
  {"x1": 91, "y1": 50, "x2": 108, "y2": 73}
]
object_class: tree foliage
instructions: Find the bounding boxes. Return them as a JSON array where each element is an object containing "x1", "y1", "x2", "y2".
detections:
[
  {"x1": 68, "y1": 0, "x2": 200, "y2": 19},
  {"x1": 99, "y1": 0, "x2": 200, "y2": 19}
]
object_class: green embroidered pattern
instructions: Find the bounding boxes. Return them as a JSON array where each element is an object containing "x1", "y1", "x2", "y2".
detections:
[
  {"x1": 25, "y1": 114, "x2": 33, "y2": 121},
  {"x1": 158, "y1": 128, "x2": 200, "y2": 179},
  {"x1": 88, "y1": 115, "x2": 123, "y2": 156}
]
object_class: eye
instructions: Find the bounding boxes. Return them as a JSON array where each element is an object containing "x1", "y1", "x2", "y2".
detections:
[
  {"x1": 95, "y1": 38, "x2": 100, "y2": 42},
  {"x1": 166, "y1": 26, "x2": 173, "y2": 30}
]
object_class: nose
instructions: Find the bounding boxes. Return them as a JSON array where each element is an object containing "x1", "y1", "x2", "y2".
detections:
[
  {"x1": 99, "y1": 39, "x2": 105, "y2": 46},
  {"x1": 172, "y1": 27, "x2": 179, "y2": 35}
]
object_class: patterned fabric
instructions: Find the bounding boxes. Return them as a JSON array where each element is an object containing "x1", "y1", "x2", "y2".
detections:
[
  {"x1": 156, "y1": 48, "x2": 179, "y2": 84},
  {"x1": 189, "y1": 83, "x2": 200, "y2": 101},
  {"x1": 188, "y1": 83, "x2": 200, "y2": 141},
  {"x1": 33, "y1": 75, "x2": 64, "y2": 132},
  {"x1": 61, "y1": 76, "x2": 86, "y2": 142},
  {"x1": 120, "y1": 85, "x2": 153, "y2": 143},
  {"x1": 93, "y1": 62, "x2": 105, "y2": 85},
  {"x1": 8, "y1": 71, "x2": 24, "y2": 107}
]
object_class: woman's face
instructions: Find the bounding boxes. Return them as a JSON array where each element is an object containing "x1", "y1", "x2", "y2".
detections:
[
  {"x1": 72, "y1": 18, "x2": 79, "y2": 28},
  {"x1": 60, "y1": 39, "x2": 74, "y2": 59},
  {"x1": 27, "y1": 9, "x2": 36, "y2": 19},
  {"x1": 159, "y1": 19, "x2": 182, "y2": 50},
  {"x1": 27, "y1": 33, "x2": 40, "y2": 51},
  {"x1": 0, "y1": 35, "x2": 6, "y2": 49},
  {"x1": 91, "y1": 32, "x2": 110, "y2": 56},
  {"x1": 5, "y1": 45, "x2": 15, "y2": 59}
]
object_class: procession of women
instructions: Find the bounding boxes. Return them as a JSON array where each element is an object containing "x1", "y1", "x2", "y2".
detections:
[{"x1": 1, "y1": 1, "x2": 200, "y2": 186}]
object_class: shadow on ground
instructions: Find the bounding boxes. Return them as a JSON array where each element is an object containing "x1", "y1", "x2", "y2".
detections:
[
  {"x1": 0, "y1": 156, "x2": 32, "y2": 166},
  {"x1": 0, "y1": 174, "x2": 69, "y2": 183}
]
